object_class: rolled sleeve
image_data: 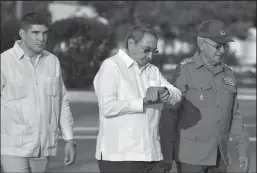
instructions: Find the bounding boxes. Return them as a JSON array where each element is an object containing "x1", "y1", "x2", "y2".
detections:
[{"x1": 158, "y1": 68, "x2": 182, "y2": 105}]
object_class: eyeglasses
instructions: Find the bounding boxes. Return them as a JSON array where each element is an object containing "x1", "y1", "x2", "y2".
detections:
[
  {"x1": 204, "y1": 40, "x2": 229, "y2": 50},
  {"x1": 138, "y1": 42, "x2": 159, "y2": 55}
]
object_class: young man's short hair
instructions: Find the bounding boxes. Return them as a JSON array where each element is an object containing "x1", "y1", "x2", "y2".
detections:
[{"x1": 20, "y1": 12, "x2": 49, "y2": 30}]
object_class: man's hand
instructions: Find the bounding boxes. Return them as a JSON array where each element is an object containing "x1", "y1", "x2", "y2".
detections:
[
  {"x1": 160, "y1": 160, "x2": 173, "y2": 173},
  {"x1": 169, "y1": 87, "x2": 182, "y2": 105},
  {"x1": 145, "y1": 87, "x2": 166, "y2": 102},
  {"x1": 64, "y1": 140, "x2": 76, "y2": 166},
  {"x1": 239, "y1": 156, "x2": 250, "y2": 172},
  {"x1": 145, "y1": 87, "x2": 159, "y2": 102},
  {"x1": 160, "y1": 88, "x2": 170, "y2": 103}
]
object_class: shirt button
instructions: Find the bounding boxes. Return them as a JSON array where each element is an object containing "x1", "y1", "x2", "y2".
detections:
[
  {"x1": 217, "y1": 105, "x2": 219, "y2": 108},
  {"x1": 217, "y1": 120, "x2": 220, "y2": 123}
]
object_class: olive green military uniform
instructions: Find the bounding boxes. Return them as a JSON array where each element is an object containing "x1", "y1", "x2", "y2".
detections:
[{"x1": 172, "y1": 51, "x2": 249, "y2": 167}]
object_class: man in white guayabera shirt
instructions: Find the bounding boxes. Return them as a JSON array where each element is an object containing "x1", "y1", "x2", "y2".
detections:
[
  {"x1": 93, "y1": 23, "x2": 182, "y2": 173},
  {"x1": 1, "y1": 12, "x2": 76, "y2": 173}
]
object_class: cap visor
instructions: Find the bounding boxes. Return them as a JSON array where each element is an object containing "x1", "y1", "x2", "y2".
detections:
[{"x1": 211, "y1": 37, "x2": 234, "y2": 44}]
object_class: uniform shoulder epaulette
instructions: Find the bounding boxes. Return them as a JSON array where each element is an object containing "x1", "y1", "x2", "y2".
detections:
[
  {"x1": 223, "y1": 63, "x2": 232, "y2": 71},
  {"x1": 180, "y1": 58, "x2": 194, "y2": 66}
]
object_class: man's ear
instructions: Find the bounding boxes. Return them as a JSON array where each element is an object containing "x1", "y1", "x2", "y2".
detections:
[
  {"x1": 127, "y1": 38, "x2": 135, "y2": 50},
  {"x1": 19, "y1": 29, "x2": 25, "y2": 39},
  {"x1": 197, "y1": 37, "x2": 205, "y2": 51}
]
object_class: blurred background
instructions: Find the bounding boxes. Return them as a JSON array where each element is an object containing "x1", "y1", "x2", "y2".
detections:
[
  {"x1": 1, "y1": 1, "x2": 256, "y2": 89},
  {"x1": 1, "y1": 1, "x2": 256, "y2": 172}
]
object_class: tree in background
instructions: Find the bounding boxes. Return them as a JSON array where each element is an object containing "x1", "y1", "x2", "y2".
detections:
[
  {"x1": 1, "y1": 1, "x2": 255, "y2": 88},
  {"x1": 1, "y1": 1, "x2": 52, "y2": 53},
  {"x1": 47, "y1": 17, "x2": 111, "y2": 89},
  {"x1": 1, "y1": 1, "x2": 19, "y2": 52},
  {"x1": 81, "y1": 1, "x2": 256, "y2": 65}
]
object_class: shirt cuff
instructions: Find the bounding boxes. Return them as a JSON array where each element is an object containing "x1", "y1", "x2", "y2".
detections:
[
  {"x1": 128, "y1": 98, "x2": 143, "y2": 112},
  {"x1": 166, "y1": 86, "x2": 182, "y2": 105},
  {"x1": 62, "y1": 126, "x2": 74, "y2": 141}
]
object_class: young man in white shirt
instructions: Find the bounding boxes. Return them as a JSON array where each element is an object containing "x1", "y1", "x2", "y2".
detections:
[
  {"x1": 93, "y1": 23, "x2": 182, "y2": 172},
  {"x1": 1, "y1": 12, "x2": 76, "y2": 173}
]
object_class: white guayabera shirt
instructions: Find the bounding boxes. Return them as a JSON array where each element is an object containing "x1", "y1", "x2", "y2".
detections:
[
  {"x1": 1, "y1": 40, "x2": 74, "y2": 157},
  {"x1": 94, "y1": 49, "x2": 181, "y2": 161}
]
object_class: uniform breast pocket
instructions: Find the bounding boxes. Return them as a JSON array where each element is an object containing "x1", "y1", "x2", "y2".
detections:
[
  {"x1": 7, "y1": 79, "x2": 28, "y2": 101},
  {"x1": 219, "y1": 86, "x2": 236, "y2": 109},
  {"x1": 118, "y1": 80, "x2": 137, "y2": 99},
  {"x1": 44, "y1": 76, "x2": 61, "y2": 96},
  {"x1": 187, "y1": 83, "x2": 212, "y2": 107}
]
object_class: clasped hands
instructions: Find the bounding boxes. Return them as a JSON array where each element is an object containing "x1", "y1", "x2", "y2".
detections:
[{"x1": 143, "y1": 86, "x2": 170, "y2": 105}]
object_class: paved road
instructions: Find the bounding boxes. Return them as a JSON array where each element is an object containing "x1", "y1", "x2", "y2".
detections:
[{"x1": 45, "y1": 89, "x2": 256, "y2": 172}]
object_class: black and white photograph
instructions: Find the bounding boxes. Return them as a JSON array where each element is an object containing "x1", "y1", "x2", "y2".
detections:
[{"x1": 1, "y1": 1, "x2": 256, "y2": 172}]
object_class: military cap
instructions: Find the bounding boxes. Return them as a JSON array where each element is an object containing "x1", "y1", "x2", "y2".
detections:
[{"x1": 198, "y1": 20, "x2": 234, "y2": 44}]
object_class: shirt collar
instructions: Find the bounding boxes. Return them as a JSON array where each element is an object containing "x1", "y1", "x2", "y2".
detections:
[
  {"x1": 118, "y1": 49, "x2": 134, "y2": 68},
  {"x1": 13, "y1": 40, "x2": 25, "y2": 60},
  {"x1": 13, "y1": 40, "x2": 44, "y2": 60}
]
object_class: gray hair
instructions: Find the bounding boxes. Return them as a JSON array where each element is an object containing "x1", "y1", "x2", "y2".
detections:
[{"x1": 125, "y1": 23, "x2": 158, "y2": 49}]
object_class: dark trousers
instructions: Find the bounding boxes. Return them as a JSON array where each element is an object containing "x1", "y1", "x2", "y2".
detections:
[
  {"x1": 98, "y1": 160, "x2": 166, "y2": 173},
  {"x1": 176, "y1": 150, "x2": 227, "y2": 173}
]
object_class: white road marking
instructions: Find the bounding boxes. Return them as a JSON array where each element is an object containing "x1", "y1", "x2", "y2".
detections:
[
  {"x1": 67, "y1": 136, "x2": 256, "y2": 141},
  {"x1": 238, "y1": 95, "x2": 256, "y2": 100},
  {"x1": 73, "y1": 127, "x2": 99, "y2": 131},
  {"x1": 244, "y1": 124, "x2": 256, "y2": 127},
  {"x1": 58, "y1": 136, "x2": 97, "y2": 140},
  {"x1": 73, "y1": 124, "x2": 256, "y2": 131},
  {"x1": 230, "y1": 137, "x2": 256, "y2": 142}
]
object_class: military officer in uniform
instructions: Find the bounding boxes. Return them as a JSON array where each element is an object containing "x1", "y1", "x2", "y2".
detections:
[{"x1": 171, "y1": 20, "x2": 250, "y2": 173}]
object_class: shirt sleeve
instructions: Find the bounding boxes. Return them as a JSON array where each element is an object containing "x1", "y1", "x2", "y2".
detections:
[
  {"x1": 230, "y1": 93, "x2": 250, "y2": 158},
  {"x1": 94, "y1": 59, "x2": 143, "y2": 118},
  {"x1": 158, "y1": 68, "x2": 182, "y2": 105},
  {"x1": 1, "y1": 70, "x2": 6, "y2": 94},
  {"x1": 58, "y1": 65, "x2": 74, "y2": 141}
]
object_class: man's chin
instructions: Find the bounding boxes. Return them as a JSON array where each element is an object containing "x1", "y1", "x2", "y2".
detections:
[{"x1": 35, "y1": 48, "x2": 44, "y2": 53}]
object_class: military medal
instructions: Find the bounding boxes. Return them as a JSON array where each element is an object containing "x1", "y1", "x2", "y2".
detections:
[
  {"x1": 200, "y1": 94, "x2": 203, "y2": 100},
  {"x1": 222, "y1": 77, "x2": 235, "y2": 86}
]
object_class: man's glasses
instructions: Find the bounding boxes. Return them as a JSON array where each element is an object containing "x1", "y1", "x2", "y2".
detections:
[
  {"x1": 204, "y1": 40, "x2": 229, "y2": 51},
  {"x1": 138, "y1": 42, "x2": 159, "y2": 55}
]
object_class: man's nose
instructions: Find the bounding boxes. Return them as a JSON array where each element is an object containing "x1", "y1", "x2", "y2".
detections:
[
  {"x1": 219, "y1": 46, "x2": 226, "y2": 53},
  {"x1": 147, "y1": 51, "x2": 153, "y2": 60},
  {"x1": 37, "y1": 33, "x2": 44, "y2": 41}
]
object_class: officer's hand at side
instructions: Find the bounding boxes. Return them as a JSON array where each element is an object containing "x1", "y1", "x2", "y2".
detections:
[
  {"x1": 160, "y1": 160, "x2": 173, "y2": 173},
  {"x1": 239, "y1": 156, "x2": 250, "y2": 172}
]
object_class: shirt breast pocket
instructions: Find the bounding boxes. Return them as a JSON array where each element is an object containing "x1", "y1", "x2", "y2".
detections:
[
  {"x1": 118, "y1": 80, "x2": 137, "y2": 100},
  {"x1": 44, "y1": 76, "x2": 61, "y2": 96},
  {"x1": 219, "y1": 86, "x2": 236, "y2": 109},
  {"x1": 187, "y1": 83, "x2": 212, "y2": 107},
  {"x1": 7, "y1": 79, "x2": 28, "y2": 101}
]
